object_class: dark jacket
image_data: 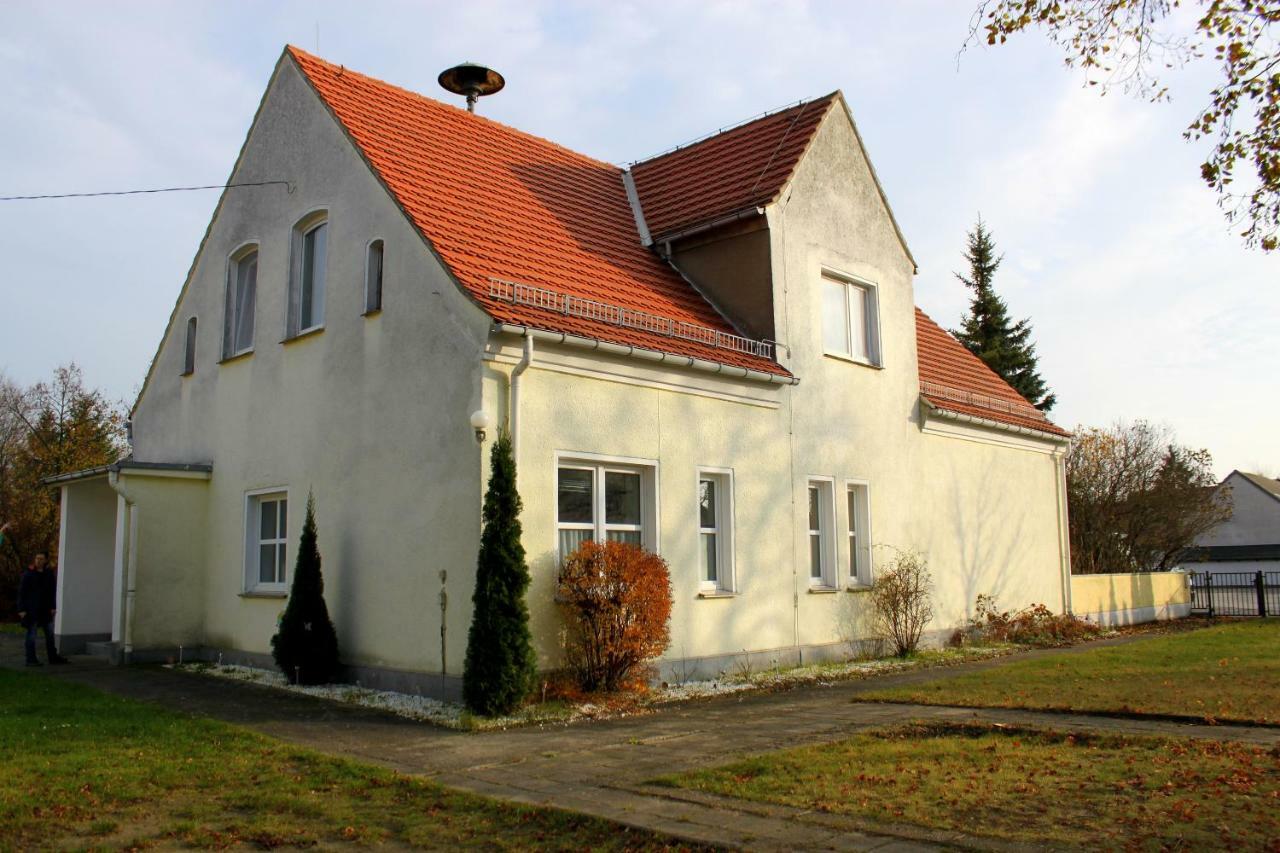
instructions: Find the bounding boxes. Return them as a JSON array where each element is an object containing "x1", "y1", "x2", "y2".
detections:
[{"x1": 17, "y1": 568, "x2": 54, "y2": 626}]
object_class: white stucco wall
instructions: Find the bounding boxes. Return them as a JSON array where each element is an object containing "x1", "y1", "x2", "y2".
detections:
[
  {"x1": 492, "y1": 105, "x2": 1069, "y2": 672},
  {"x1": 126, "y1": 55, "x2": 492, "y2": 674},
  {"x1": 110, "y1": 70, "x2": 1068, "y2": 684},
  {"x1": 55, "y1": 478, "x2": 117, "y2": 641}
]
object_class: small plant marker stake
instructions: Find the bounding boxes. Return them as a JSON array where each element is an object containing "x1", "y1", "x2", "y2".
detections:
[
  {"x1": 178, "y1": 645, "x2": 183, "y2": 665},
  {"x1": 295, "y1": 666, "x2": 301, "y2": 685}
]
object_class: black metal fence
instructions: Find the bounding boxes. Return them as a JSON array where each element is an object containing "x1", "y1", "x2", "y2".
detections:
[{"x1": 1189, "y1": 571, "x2": 1280, "y2": 617}]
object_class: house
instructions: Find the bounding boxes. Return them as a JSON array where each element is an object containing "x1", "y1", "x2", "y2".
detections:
[
  {"x1": 1182, "y1": 470, "x2": 1280, "y2": 574},
  {"x1": 50, "y1": 47, "x2": 1071, "y2": 698}
]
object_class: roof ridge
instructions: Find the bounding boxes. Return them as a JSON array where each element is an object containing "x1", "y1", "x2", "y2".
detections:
[
  {"x1": 628, "y1": 92, "x2": 839, "y2": 167},
  {"x1": 284, "y1": 45, "x2": 622, "y2": 174}
]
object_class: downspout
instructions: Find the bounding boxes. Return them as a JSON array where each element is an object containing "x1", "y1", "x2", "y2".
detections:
[
  {"x1": 1053, "y1": 449, "x2": 1074, "y2": 615},
  {"x1": 509, "y1": 335, "x2": 535, "y2": 464},
  {"x1": 107, "y1": 470, "x2": 138, "y2": 662}
]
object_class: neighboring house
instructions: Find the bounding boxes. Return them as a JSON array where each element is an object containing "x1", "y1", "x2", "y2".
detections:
[
  {"x1": 1182, "y1": 471, "x2": 1280, "y2": 574},
  {"x1": 50, "y1": 47, "x2": 1071, "y2": 697}
]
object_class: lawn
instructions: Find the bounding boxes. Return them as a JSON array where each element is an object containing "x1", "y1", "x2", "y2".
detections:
[
  {"x1": 860, "y1": 619, "x2": 1280, "y2": 724},
  {"x1": 662, "y1": 722, "x2": 1280, "y2": 850},
  {"x1": 0, "y1": 669, "x2": 699, "y2": 850}
]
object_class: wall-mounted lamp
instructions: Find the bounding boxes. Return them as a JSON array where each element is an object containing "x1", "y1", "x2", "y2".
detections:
[{"x1": 469, "y1": 409, "x2": 493, "y2": 443}]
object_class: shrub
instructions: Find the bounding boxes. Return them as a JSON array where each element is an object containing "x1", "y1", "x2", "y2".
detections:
[
  {"x1": 271, "y1": 493, "x2": 340, "y2": 685},
  {"x1": 869, "y1": 548, "x2": 935, "y2": 657},
  {"x1": 958, "y1": 594, "x2": 1101, "y2": 647},
  {"x1": 557, "y1": 540, "x2": 672, "y2": 693},
  {"x1": 463, "y1": 429, "x2": 538, "y2": 716}
]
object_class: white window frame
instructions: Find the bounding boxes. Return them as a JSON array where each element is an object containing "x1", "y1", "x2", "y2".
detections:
[
  {"x1": 182, "y1": 316, "x2": 197, "y2": 376},
  {"x1": 807, "y1": 477, "x2": 837, "y2": 589},
  {"x1": 821, "y1": 269, "x2": 882, "y2": 367},
  {"x1": 697, "y1": 467, "x2": 735, "y2": 594},
  {"x1": 364, "y1": 238, "x2": 384, "y2": 314},
  {"x1": 244, "y1": 487, "x2": 290, "y2": 594},
  {"x1": 554, "y1": 452, "x2": 659, "y2": 563},
  {"x1": 844, "y1": 480, "x2": 873, "y2": 588},
  {"x1": 288, "y1": 210, "x2": 329, "y2": 338},
  {"x1": 223, "y1": 243, "x2": 259, "y2": 359}
]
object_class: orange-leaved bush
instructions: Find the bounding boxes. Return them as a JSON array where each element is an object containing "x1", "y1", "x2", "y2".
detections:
[{"x1": 556, "y1": 540, "x2": 672, "y2": 693}]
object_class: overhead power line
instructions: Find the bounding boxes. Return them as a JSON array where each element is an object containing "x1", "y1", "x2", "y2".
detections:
[{"x1": 0, "y1": 180, "x2": 293, "y2": 201}]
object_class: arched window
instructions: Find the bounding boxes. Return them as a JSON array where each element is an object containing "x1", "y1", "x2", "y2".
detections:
[
  {"x1": 289, "y1": 211, "x2": 328, "y2": 336},
  {"x1": 224, "y1": 246, "x2": 258, "y2": 358},
  {"x1": 182, "y1": 317, "x2": 197, "y2": 375},
  {"x1": 365, "y1": 239, "x2": 384, "y2": 314}
]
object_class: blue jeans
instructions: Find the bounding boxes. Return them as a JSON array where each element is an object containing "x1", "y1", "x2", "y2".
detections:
[{"x1": 24, "y1": 619, "x2": 56, "y2": 663}]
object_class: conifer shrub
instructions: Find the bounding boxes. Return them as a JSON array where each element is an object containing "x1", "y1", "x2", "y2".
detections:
[
  {"x1": 557, "y1": 540, "x2": 672, "y2": 693},
  {"x1": 869, "y1": 548, "x2": 935, "y2": 657},
  {"x1": 271, "y1": 493, "x2": 340, "y2": 685},
  {"x1": 462, "y1": 430, "x2": 538, "y2": 716}
]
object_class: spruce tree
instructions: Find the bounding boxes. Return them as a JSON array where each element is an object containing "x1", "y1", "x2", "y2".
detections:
[
  {"x1": 271, "y1": 492, "x2": 340, "y2": 685},
  {"x1": 952, "y1": 218, "x2": 1057, "y2": 411},
  {"x1": 463, "y1": 429, "x2": 537, "y2": 716}
]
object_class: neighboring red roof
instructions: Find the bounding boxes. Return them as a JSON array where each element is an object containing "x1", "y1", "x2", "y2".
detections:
[
  {"x1": 629, "y1": 95, "x2": 838, "y2": 239},
  {"x1": 287, "y1": 47, "x2": 788, "y2": 377},
  {"x1": 915, "y1": 308, "x2": 1068, "y2": 437}
]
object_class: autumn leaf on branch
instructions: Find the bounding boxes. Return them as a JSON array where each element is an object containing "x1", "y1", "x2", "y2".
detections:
[{"x1": 969, "y1": 0, "x2": 1280, "y2": 251}]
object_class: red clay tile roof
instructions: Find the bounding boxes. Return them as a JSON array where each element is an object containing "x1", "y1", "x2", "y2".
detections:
[
  {"x1": 629, "y1": 95, "x2": 838, "y2": 240},
  {"x1": 915, "y1": 308, "x2": 1068, "y2": 437},
  {"x1": 287, "y1": 47, "x2": 788, "y2": 377}
]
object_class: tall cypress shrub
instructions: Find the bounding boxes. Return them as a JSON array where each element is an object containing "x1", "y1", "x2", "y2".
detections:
[
  {"x1": 463, "y1": 429, "x2": 537, "y2": 716},
  {"x1": 952, "y1": 218, "x2": 1057, "y2": 412},
  {"x1": 271, "y1": 492, "x2": 340, "y2": 685}
]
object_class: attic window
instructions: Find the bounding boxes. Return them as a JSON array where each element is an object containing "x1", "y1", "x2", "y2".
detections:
[
  {"x1": 364, "y1": 239, "x2": 384, "y2": 314},
  {"x1": 223, "y1": 246, "x2": 257, "y2": 358},
  {"x1": 288, "y1": 212, "x2": 328, "y2": 337},
  {"x1": 182, "y1": 317, "x2": 197, "y2": 376},
  {"x1": 821, "y1": 272, "x2": 881, "y2": 366}
]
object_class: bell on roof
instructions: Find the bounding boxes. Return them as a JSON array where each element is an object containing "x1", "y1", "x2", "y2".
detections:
[{"x1": 438, "y1": 62, "x2": 505, "y2": 113}]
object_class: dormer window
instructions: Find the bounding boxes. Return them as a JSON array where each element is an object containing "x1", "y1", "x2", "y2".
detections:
[
  {"x1": 822, "y1": 272, "x2": 881, "y2": 366},
  {"x1": 364, "y1": 239, "x2": 384, "y2": 314},
  {"x1": 223, "y1": 246, "x2": 258, "y2": 358},
  {"x1": 288, "y1": 212, "x2": 328, "y2": 337}
]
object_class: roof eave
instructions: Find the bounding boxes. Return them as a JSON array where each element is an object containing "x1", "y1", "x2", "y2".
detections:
[{"x1": 921, "y1": 397, "x2": 1070, "y2": 444}]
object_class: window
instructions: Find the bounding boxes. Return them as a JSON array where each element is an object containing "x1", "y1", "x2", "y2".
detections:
[
  {"x1": 807, "y1": 479, "x2": 836, "y2": 587},
  {"x1": 245, "y1": 491, "x2": 288, "y2": 591},
  {"x1": 698, "y1": 469, "x2": 734, "y2": 593},
  {"x1": 223, "y1": 247, "x2": 257, "y2": 357},
  {"x1": 846, "y1": 482, "x2": 872, "y2": 586},
  {"x1": 556, "y1": 461, "x2": 654, "y2": 562},
  {"x1": 365, "y1": 239, "x2": 384, "y2": 313},
  {"x1": 182, "y1": 317, "x2": 197, "y2": 375},
  {"x1": 289, "y1": 214, "x2": 328, "y2": 336},
  {"x1": 821, "y1": 273, "x2": 880, "y2": 365}
]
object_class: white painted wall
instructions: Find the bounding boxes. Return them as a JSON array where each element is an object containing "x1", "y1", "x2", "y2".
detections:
[
  {"x1": 126, "y1": 54, "x2": 491, "y2": 674},
  {"x1": 54, "y1": 478, "x2": 117, "y2": 641}
]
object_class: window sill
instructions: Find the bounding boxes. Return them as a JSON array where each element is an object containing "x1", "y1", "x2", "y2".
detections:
[
  {"x1": 808, "y1": 585, "x2": 840, "y2": 594},
  {"x1": 239, "y1": 590, "x2": 287, "y2": 599},
  {"x1": 823, "y1": 351, "x2": 883, "y2": 370},
  {"x1": 281, "y1": 325, "x2": 324, "y2": 345},
  {"x1": 218, "y1": 349, "x2": 254, "y2": 366},
  {"x1": 846, "y1": 584, "x2": 873, "y2": 593},
  {"x1": 361, "y1": 308, "x2": 382, "y2": 318},
  {"x1": 179, "y1": 369, "x2": 194, "y2": 378},
  {"x1": 697, "y1": 590, "x2": 737, "y2": 599}
]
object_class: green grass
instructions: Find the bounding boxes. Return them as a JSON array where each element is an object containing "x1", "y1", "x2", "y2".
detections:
[
  {"x1": 662, "y1": 722, "x2": 1280, "y2": 850},
  {"x1": 860, "y1": 619, "x2": 1280, "y2": 724},
  {"x1": 0, "y1": 623, "x2": 23, "y2": 635},
  {"x1": 0, "y1": 669, "x2": 702, "y2": 851}
]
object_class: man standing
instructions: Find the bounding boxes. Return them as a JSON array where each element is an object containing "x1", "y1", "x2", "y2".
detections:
[{"x1": 18, "y1": 553, "x2": 67, "y2": 666}]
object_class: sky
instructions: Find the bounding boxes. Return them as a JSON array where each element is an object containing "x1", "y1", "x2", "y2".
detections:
[{"x1": 1, "y1": 1, "x2": 1276, "y2": 477}]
